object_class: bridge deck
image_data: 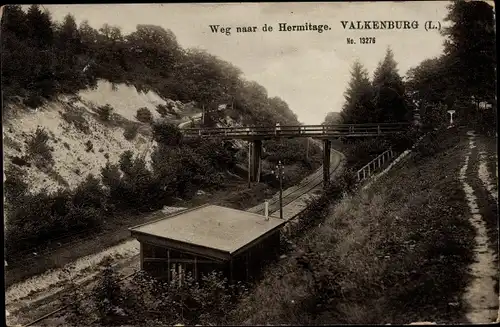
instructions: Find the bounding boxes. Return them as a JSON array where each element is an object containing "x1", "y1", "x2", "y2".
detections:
[{"x1": 182, "y1": 123, "x2": 410, "y2": 140}]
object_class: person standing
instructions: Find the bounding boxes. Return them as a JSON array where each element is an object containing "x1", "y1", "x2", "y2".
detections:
[{"x1": 275, "y1": 122, "x2": 281, "y2": 135}]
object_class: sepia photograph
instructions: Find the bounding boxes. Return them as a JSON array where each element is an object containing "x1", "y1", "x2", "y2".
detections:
[{"x1": 2, "y1": 1, "x2": 498, "y2": 326}]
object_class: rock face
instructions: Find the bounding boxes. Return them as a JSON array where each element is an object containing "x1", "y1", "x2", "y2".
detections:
[{"x1": 3, "y1": 80, "x2": 179, "y2": 194}]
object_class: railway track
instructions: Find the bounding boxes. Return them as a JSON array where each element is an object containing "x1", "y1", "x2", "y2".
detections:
[
  {"x1": 12, "y1": 148, "x2": 344, "y2": 327},
  {"x1": 11, "y1": 255, "x2": 140, "y2": 327},
  {"x1": 248, "y1": 148, "x2": 343, "y2": 216}
]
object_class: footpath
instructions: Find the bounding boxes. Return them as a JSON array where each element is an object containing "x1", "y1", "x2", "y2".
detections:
[{"x1": 459, "y1": 131, "x2": 498, "y2": 324}]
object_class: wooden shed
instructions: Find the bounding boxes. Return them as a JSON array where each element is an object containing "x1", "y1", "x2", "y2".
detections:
[{"x1": 129, "y1": 204, "x2": 286, "y2": 283}]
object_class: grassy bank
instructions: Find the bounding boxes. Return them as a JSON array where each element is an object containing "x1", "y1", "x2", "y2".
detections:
[{"x1": 228, "y1": 128, "x2": 476, "y2": 324}]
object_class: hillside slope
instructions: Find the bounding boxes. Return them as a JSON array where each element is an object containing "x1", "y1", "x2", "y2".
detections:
[
  {"x1": 228, "y1": 127, "x2": 499, "y2": 325},
  {"x1": 3, "y1": 80, "x2": 198, "y2": 194}
]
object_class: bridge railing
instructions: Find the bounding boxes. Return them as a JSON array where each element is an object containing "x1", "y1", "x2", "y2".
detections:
[
  {"x1": 356, "y1": 148, "x2": 395, "y2": 183},
  {"x1": 182, "y1": 122, "x2": 410, "y2": 138}
]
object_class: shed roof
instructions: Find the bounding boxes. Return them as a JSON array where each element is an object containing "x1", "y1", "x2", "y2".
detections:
[{"x1": 129, "y1": 204, "x2": 285, "y2": 258}]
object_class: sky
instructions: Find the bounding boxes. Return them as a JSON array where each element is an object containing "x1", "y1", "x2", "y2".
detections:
[{"x1": 41, "y1": 2, "x2": 456, "y2": 124}]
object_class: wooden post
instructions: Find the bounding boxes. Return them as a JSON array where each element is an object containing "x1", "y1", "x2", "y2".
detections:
[
  {"x1": 306, "y1": 138, "x2": 309, "y2": 161},
  {"x1": 279, "y1": 163, "x2": 283, "y2": 219},
  {"x1": 194, "y1": 256, "x2": 197, "y2": 280},
  {"x1": 245, "y1": 252, "x2": 249, "y2": 281},
  {"x1": 167, "y1": 249, "x2": 170, "y2": 282},
  {"x1": 230, "y1": 259, "x2": 234, "y2": 283},
  {"x1": 253, "y1": 140, "x2": 262, "y2": 183},
  {"x1": 178, "y1": 264, "x2": 182, "y2": 287},
  {"x1": 202, "y1": 105, "x2": 205, "y2": 125},
  {"x1": 248, "y1": 141, "x2": 251, "y2": 188},
  {"x1": 140, "y1": 243, "x2": 144, "y2": 270},
  {"x1": 322, "y1": 139, "x2": 331, "y2": 188}
]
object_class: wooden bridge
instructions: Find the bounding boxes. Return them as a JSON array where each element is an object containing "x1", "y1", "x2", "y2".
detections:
[
  {"x1": 182, "y1": 122, "x2": 410, "y2": 141},
  {"x1": 181, "y1": 122, "x2": 411, "y2": 187}
]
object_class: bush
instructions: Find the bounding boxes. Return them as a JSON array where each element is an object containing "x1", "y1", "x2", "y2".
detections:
[
  {"x1": 156, "y1": 104, "x2": 169, "y2": 117},
  {"x1": 123, "y1": 124, "x2": 139, "y2": 141},
  {"x1": 85, "y1": 140, "x2": 94, "y2": 152},
  {"x1": 386, "y1": 128, "x2": 420, "y2": 152},
  {"x1": 152, "y1": 122, "x2": 183, "y2": 146},
  {"x1": 102, "y1": 151, "x2": 160, "y2": 211},
  {"x1": 26, "y1": 126, "x2": 54, "y2": 170},
  {"x1": 136, "y1": 107, "x2": 153, "y2": 123},
  {"x1": 343, "y1": 138, "x2": 389, "y2": 171},
  {"x1": 4, "y1": 172, "x2": 106, "y2": 257},
  {"x1": 92, "y1": 258, "x2": 128, "y2": 325},
  {"x1": 4, "y1": 165, "x2": 29, "y2": 205},
  {"x1": 60, "y1": 110, "x2": 91, "y2": 134},
  {"x1": 68, "y1": 264, "x2": 248, "y2": 326},
  {"x1": 97, "y1": 104, "x2": 114, "y2": 121},
  {"x1": 264, "y1": 138, "x2": 321, "y2": 166}
]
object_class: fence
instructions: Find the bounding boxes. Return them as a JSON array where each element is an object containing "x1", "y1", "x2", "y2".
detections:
[{"x1": 356, "y1": 148, "x2": 395, "y2": 183}]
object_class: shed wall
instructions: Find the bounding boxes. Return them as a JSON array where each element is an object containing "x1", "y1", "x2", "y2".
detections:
[{"x1": 140, "y1": 230, "x2": 281, "y2": 283}]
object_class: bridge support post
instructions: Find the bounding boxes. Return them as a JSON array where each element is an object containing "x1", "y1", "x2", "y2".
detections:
[
  {"x1": 323, "y1": 139, "x2": 331, "y2": 188},
  {"x1": 251, "y1": 140, "x2": 262, "y2": 183}
]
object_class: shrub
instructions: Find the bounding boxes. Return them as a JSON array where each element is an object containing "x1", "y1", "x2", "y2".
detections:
[
  {"x1": 264, "y1": 138, "x2": 321, "y2": 166},
  {"x1": 97, "y1": 104, "x2": 114, "y2": 121},
  {"x1": 85, "y1": 140, "x2": 94, "y2": 152},
  {"x1": 101, "y1": 151, "x2": 160, "y2": 211},
  {"x1": 4, "y1": 172, "x2": 106, "y2": 256},
  {"x1": 152, "y1": 122, "x2": 183, "y2": 146},
  {"x1": 123, "y1": 124, "x2": 139, "y2": 141},
  {"x1": 156, "y1": 104, "x2": 169, "y2": 117},
  {"x1": 343, "y1": 138, "x2": 389, "y2": 171},
  {"x1": 136, "y1": 107, "x2": 153, "y2": 123},
  {"x1": 24, "y1": 94, "x2": 45, "y2": 108},
  {"x1": 70, "y1": 264, "x2": 248, "y2": 326},
  {"x1": 4, "y1": 165, "x2": 29, "y2": 205},
  {"x1": 387, "y1": 129, "x2": 420, "y2": 152},
  {"x1": 26, "y1": 126, "x2": 54, "y2": 170},
  {"x1": 92, "y1": 258, "x2": 128, "y2": 325},
  {"x1": 60, "y1": 110, "x2": 91, "y2": 134}
]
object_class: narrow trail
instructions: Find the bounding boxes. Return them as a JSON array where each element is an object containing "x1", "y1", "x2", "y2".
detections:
[{"x1": 459, "y1": 131, "x2": 498, "y2": 324}]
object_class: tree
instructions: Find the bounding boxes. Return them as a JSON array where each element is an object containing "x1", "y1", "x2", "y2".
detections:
[
  {"x1": 405, "y1": 56, "x2": 454, "y2": 128},
  {"x1": 1, "y1": 5, "x2": 29, "y2": 39},
  {"x1": 57, "y1": 14, "x2": 82, "y2": 51},
  {"x1": 323, "y1": 112, "x2": 341, "y2": 125},
  {"x1": 372, "y1": 47, "x2": 408, "y2": 123},
  {"x1": 339, "y1": 60, "x2": 375, "y2": 124},
  {"x1": 268, "y1": 96, "x2": 298, "y2": 124},
  {"x1": 126, "y1": 25, "x2": 182, "y2": 73},
  {"x1": 54, "y1": 14, "x2": 85, "y2": 92},
  {"x1": 26, "y1": 4, "x2": 54, "y2": 48},
  {"x1": 441, "y1": 0, "x2": 496, "y2": 120}
]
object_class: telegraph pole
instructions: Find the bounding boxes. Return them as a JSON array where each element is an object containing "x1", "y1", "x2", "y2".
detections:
[{"x1": 274, "y1": 161, "x2": 284, "y2": 219}]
